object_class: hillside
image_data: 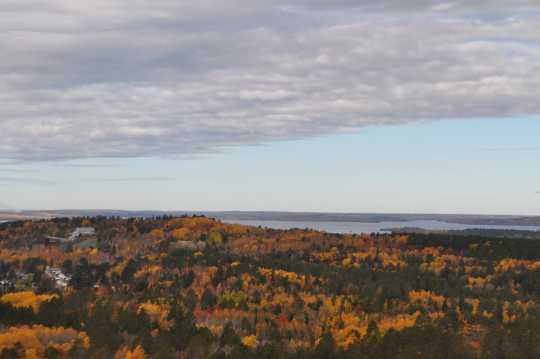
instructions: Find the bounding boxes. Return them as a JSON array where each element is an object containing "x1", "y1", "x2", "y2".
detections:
[{"x1": 0, "y1": 216, "x2": 539, "y2": 358}]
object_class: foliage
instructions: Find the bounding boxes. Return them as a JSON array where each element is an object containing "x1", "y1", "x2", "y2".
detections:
[{"x1": 0, "y1": 216, "x2": 539, "y2": 358}]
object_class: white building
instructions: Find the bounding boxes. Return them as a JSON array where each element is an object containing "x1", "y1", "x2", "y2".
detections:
[
  {"x1": 45, "y1": 267, "x2": 71, "y2": 288},
  {"x1": 69, "y1": 227, "x2": 96, "y2": 241}
]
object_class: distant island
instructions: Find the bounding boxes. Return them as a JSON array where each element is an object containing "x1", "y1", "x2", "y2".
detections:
[{"x1": 384, "y1": 227, "x2": 540, "y2": 239}]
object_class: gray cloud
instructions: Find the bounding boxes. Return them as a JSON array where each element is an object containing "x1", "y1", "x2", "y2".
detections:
[
  {"x1": 94, "y1": 177, "x2": 179, "y2": 182},
  {"x1": 0, "y1": 201, "x2": 15, "y2": 210},
  {"x1": 0, "y1": 176, "x2": 53, "y2": 185},
  {"x1": 47, "y1": 163, "x2": 117, "y2": 168},
  {"x1": 1, "y1": 1, "x2": 540, "y2": 161},
  {"x1": 0, "y1": 174, "x2": 176, "y2": 186},
  {"x1": 476, "y1": 146, "x2": 540, "y2": 152},
  {"x1": 0, "y1": 168, "x2": 37, "y2": 173}
]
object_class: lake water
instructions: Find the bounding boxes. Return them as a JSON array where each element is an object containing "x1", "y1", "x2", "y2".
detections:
[
  {"x1": 222, "y1": 219, "x2": 540, "y2": 234},
  {"x1": 2, "y1": 219, "x2": 539, "y2": 234}
]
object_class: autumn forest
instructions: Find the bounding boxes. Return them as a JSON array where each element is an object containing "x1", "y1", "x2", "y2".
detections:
[{"x1": 0, "y1": 216, "x2": 539, "y2": 358}]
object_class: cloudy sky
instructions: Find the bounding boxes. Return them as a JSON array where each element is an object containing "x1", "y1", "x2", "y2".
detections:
[{"x1": 1, "y1": 1, "x2": 539, "y2": 214}]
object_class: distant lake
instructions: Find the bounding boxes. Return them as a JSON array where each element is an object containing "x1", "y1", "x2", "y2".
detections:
[{"x1": 222, "y1": 219, "x2": 540, "y2": 234}]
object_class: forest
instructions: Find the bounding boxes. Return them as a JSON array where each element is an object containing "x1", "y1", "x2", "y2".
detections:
[{"x1": 0, "y1": 216, "x2": 539, "y2": 358}]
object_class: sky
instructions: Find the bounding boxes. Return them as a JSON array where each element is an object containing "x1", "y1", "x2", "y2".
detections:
[
  {"x1": 1, "y1": 1, "x2": 539, "y2": 214},
  {"x1": 1, "y1": 118, "x2": 539, "y2": 215}
]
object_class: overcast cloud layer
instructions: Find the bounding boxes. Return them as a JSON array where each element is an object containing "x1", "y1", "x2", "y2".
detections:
[{"x1": 1, "y1": 1, "x2": 540, "y2": 161}]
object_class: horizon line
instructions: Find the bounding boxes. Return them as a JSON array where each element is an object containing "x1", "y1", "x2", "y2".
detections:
[{"x1": 2, "y1": 209, "x2": 540, "y2": 218}]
